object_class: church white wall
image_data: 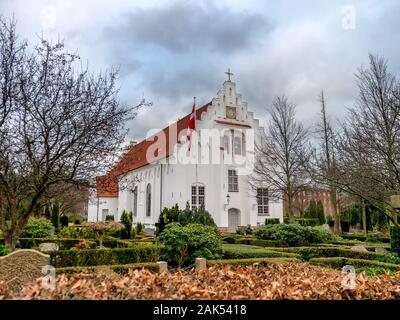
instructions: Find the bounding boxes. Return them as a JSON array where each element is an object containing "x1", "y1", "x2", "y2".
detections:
[
  {"x1": 87, "y1": 196, "x2": 118, "y2": 222},
  {"x1": 89, "y1": 77, "x2": 284, "y2": 229}
]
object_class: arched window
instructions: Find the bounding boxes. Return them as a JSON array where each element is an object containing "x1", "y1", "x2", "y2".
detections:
[
  {"x1": 233, "y1": 136, "x2": 241, "y2": 155},
  {"x1": 222, "y1": 135, "x2": 230, "y2": 154},
  {"x1": 133, "y1": 187, "x2": 138, "y2": 217},
  {"x1": 146, "y1": 183, "x2": 151, "y2": 217}
]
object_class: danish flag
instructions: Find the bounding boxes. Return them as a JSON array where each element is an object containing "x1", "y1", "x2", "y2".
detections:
[{"x1": 187, "y1": 98, "x2": 196, "y2": 151}]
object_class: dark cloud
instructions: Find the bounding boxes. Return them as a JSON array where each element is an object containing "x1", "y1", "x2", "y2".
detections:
[{"x1": 102, "y1": 2, "x2": 270, "y2": 54}]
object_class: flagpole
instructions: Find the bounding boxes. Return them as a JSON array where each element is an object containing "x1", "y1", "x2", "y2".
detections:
[{"x1": 194, "y1": 96, "x2": 199, "y2": 209}]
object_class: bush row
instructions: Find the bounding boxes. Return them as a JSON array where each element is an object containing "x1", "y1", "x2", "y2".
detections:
[
  {"x1": 49, "y1": 245, "x2": 161, "y2": 268},
  {"x1": 341, "y1": 233, "x2": 390, "y2": 243},
  {"x1": 222, "y1": 237, "x2": 278, "y2": 247},
  {"x1": 221, "y1": 244, "x2": 300, "y2": 260},
  {"x1": 56, "y1": 262, "x2": 159, "y2": 275},
  {"x1": 309, "y1": 257, "x2": 400, "y2": 272},
  {"x1": 208, "y1": 257, "x2": 300, "y2": 267},
  {"x1": 267, "y1": 246, "x2": 386, "y2": 261},
  {"x1": 13, "y1": 237, "x2": 133, "y2": 250}
]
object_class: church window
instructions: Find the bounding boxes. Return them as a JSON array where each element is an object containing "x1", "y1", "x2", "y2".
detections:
[
  {"x1": 133, "y1": 187, "x2": 138, "y2": 217},
  {"x1": 191, "y1": 184, "x2": 205, "y2": 209},
  {"x1": 228, "y1": 170, "x2": 238, "y2": 192},
  {"x1": 241, "y1": 132, "x2": 246, "y2": 155},
  {"x1": 146, "y1": 183, "x2": 151, "y2": 217},
  {"x1": 257, "y1": 188, "x2": 269, "y2": 216},
  {"x1": 222, "y1": 135, "x2": 229, "y2": 153},
  {"x1": 233, "y1": 136, "x2": 241, "y2": 155}
]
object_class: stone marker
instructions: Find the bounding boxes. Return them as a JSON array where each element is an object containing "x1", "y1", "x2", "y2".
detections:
[
  {"x1": 0, "y1": 249, "x2": 50, "y2": 293},
  {"x1": 39, "y1": 242, "x2": 59, "y2": 252},
  {"x1": 157, "y1": 261, "x2": 168, "y2": 273},
  {"x1": 375, "y1": 247, "x2": 389, "y2": 254},
  {"x1": 322, "y1": 224, "x2": 330, "y2": 230},
  {"x1": 195, "y1": 258, "x2": 206, "y2": 271},
  {"x1": 350, "y1": 245, "x2": 368, "y2": 252}
]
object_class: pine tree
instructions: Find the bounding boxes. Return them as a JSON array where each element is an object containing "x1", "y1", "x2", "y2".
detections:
[{"x1": 51, "y1": 201, "x2": 60, "y2": 231}]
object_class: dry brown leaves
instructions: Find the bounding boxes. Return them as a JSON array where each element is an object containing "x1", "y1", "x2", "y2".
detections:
[{"x1": 2, "y1": 263, "x2": 400, "y2": 300}]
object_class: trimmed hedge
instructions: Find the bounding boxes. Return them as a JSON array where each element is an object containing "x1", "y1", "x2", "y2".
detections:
[
  {"x1": 15, "y1": 237, "x2": 132, "y2": 250},
  {"x1": 208, "y1": 257, "x2": 300, "y2": 267},
  {"x1": 56, "y1": 262, "x2": 159, "y2": 275},
  {"x1": 233, "y1": 238, "x2": 278, "y2": 247},
  {"x1": 309, "y1": 257, "x2": 400, "y2": 272},
  {"x1": 49, "y1": 245, "x2": 160, "y2": 268},
  {"x1": 342, "y1": 233, "x2": 390, "y2": 243},
  {"x1": 221, "y1": 244, "x2": 300, "y2": 260},
  {"x1": 267, "y1": 246, "x2": 386, "y2": 261}
]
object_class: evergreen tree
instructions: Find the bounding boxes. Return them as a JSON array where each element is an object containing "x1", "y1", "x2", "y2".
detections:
[
  {"x1": 316, "y1": 200, "x2": 325, "y2": 224},
  {"x1": 120, "y1": 210, "x2": 133, "y2": 239},
  {"x1": 51, "y1": 201, "x2": 60, "y2": 231}
]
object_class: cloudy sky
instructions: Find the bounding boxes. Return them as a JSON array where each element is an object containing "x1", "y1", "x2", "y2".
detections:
[{"x1": 1, "y1": 0, "x2": 399, "y2": 141}]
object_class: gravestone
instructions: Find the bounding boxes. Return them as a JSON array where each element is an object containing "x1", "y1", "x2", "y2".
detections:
[
  {"x1": 195, "y1": 258, "x2": 207, "y2": 271},
  {"x1": 39, "y1": 242, "x2": 59, "y2": 252},
  {"x1": 350, "y1": 245, "x2": 368, "y2": 252},
  {"x1": 0, "y1": 249, "x2": 50, "y2": 293},
  {"x1": 375, "y1": 247, "x2": 389, "y2": 254},
  {"x1": 157, "y1": 261, "x2": 168, "y2": 273},
  {"x1": 322, "y1": 224, "x2": 330, "y2": 230}
]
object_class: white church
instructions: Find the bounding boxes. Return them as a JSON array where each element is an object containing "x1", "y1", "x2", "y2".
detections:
[{"x1": 87, "y1": 70, "x2": 283, "y2": 232}]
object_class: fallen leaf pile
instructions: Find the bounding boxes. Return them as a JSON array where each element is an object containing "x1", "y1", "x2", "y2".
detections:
[{"x1": 1, "y1": 263, "x2": 400, "y2": 300}]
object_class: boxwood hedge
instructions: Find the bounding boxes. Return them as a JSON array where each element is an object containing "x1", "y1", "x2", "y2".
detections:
[
  {"x1": 221, "y1": 244, "x2": 300, "y2": 259},
  {"x1": 309, "y1": 257, "x2": 400, "y2": 271},
  {"x1": 50, "y1": 245, "x2": 160, "y2": 268}
]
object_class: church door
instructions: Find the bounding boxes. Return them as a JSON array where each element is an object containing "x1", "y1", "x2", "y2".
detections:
[{"x1": 228, "y1": 208, "x2": 240, "y2": 233}]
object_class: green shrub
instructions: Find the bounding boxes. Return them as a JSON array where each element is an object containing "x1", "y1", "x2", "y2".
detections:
[
  {"x1": 221, "y1": 244, "x2": 300, "y2": 259},
  {"x1": 159, "y1": 223, "x2": 222, "y2": 267},
  {"x1": 105, "y1": 215, "x2": 115, "y2": 221},
  {"x1": 342, "y1": 233, "x2": 390, "y2": 243},
  {"x1": 253, "y1": 223, "x2": 339, "y2": 247},
  {"x1": 0, "y1": 245, "x2": 11, "y2": 256},
  {"x1": 265, "y1": 218, "x2": 280, "y2": 225},
  {"x1": 56, "y1": 262, "x2": 159, "y2": 275},
  {"x1": 60, "y1": 215, "x2": 69, "y2": 228},
  {"x1": 59, "y1": 226, "x2": 97, "y2": 239},
  {"x1": 120, "y1": 211, "x2": 133, "y2": 239},
  {"x1": 49, "y1": 245, "x2": 160, "y2": 268},
  {"x1": 285, "y1": 217, "x2": 320, "y2": 227},
  {"x1": 326, "y1": 215, "x2": 334, "y2": 227},
  {"x1": 156, "y1": 203, "x2": 216, "y2": 236},
  {"x1": 21, "y1": 217, "x2": 53, "y2": 238},
  {"x1": 340, "y1": 220, "x2": 350, "y2": 233},
  {"x1": 390, "y1": 225, "x2": 400, "y2": 256},
  {"x1": 68, "y1": 215, "x2": 83, "y2": 224},
  {"x1": 236, "y1": 225, "x2": 253, "y2": 236},
  {"x1": 135, "y1": 222, "x2": 144, "y2": 234}
]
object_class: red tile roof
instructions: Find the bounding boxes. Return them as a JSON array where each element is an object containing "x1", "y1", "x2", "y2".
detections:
[{"x1": 96, "y1": 102, "x2": 211, "y2": 197}]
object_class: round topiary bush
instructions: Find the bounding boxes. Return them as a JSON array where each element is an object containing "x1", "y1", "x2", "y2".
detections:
[{"x1": 159, "y1": 223, "x2": 223, "y2": 267}]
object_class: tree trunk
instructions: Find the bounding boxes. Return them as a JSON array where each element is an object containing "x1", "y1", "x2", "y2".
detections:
[
  {"x1": 4, "y1": 230, "x2": 18, "y2": 250},
  {"x1": 287, "y1": 193, "x2": 293, "y2": 218},
  {"x1": 361, "y1": 198, "x2": 367, "y2": 235},
  {"x1": 331, "y1": 188, "x2": 340, "y2": 234}
]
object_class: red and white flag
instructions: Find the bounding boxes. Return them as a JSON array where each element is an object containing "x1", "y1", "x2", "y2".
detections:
[{"x1": 187, "y1": 98, "x2": 196, "y2": 151}]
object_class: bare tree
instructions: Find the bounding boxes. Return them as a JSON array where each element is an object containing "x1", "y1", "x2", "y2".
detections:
[
  {"x1": 252, "y1": 95, "x2": 310, "y2": 218},
  {"x1": 304, "y1": 54, "x2": 400, "y2": 229},
  {"x1": 316, "y1": 91, "x2": 341, "y2": 233},
  {"x1": 0, "y1": 18, "x2": 148, "y2": 249},
  {"x1": 334, "y1": 54, "x2": 400, "y2": 227}
]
